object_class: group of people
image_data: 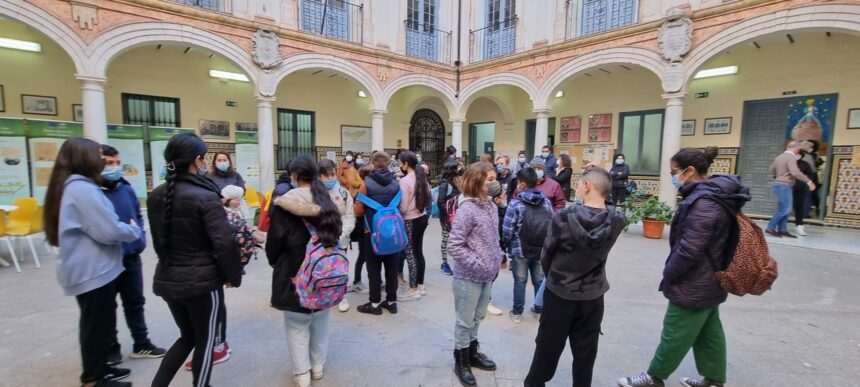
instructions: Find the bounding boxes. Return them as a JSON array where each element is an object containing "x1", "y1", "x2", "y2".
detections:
[
  {"x1": 46, "y1": 133, "x2": 750, "y2": 387},
  {"x1": 766, "y1": 140, "x2": 822, "y2": 238}
]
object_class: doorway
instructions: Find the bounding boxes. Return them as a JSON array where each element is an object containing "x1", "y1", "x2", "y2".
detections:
[
  {"x1": 525, "y1": 117, "x2": 556, "y2": 160},
  {"x1": 409, "y1": 108, "x2": 446, "y2": 176},
  {"x1": 469, "y1": 122, "x2": 495, "y2": 163}
]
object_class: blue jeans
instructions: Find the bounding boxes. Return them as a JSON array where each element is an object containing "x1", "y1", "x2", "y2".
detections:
[
  {"x1": 534, "y1": 280, "x2": 547, "y2": 309},
  {"x1": 453, "y1": 278, "x2": 493, "y2": 349},
  {"x1": 511, "y1": 256, "x2": 544, "y2": 315},
  {"x1": 767, "y1": 183, "x2": 793, "y2": 232}
]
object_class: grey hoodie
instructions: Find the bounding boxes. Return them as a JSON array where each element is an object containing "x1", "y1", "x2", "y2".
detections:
[{"x1": 57, "y1": 175, "x2": 142, "y2": 296}]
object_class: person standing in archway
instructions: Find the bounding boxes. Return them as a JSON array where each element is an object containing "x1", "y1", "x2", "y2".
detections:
[
  {"x1": 540, "y1": 145, "x2": 558, "y2": 180},
  {"x1": 610, "y1": 153, "x2": 630, "y2": 205}
]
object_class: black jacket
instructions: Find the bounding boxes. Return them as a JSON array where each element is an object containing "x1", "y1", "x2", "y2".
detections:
[
  {"x1": 541, "y1": 205, "x2": 626, "y2": 301},
  {"x1": 437, "y1": 177, "x2": 461, "y2": 231},
  {"x1": 661, "y1": 175, "x2": 750, "y2": 309},
  {"x1": 148, "y1": 174, "x2": 242, "y2": 300},
  {"x1": 267, "y1": 205, "x2": 313, "y2": 314},
  {"x1": 609, "y1": 163, "x2": 630, "y2": 189},
  {"x1": 554, "y1": 167, "x2": 572, "y2": 201}
]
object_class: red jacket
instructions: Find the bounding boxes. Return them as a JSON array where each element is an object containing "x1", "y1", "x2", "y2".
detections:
[{"x1": 513, "y1": 177, "x2": 566, "y2": 213}]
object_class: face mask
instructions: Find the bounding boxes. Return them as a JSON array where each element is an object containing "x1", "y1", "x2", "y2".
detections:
[
  {"x1": 197, "y1": 158, "x2": 209, "y2": 176},
  {"x1": 496, "y1": 165, "x2": 507, "y2": 173},
  {"x1": 356, "y1": 159, "x2": 364, "y2": 165},
  {"x1": 101, "y1": 166, "x2": 123, "y2": 182},
  {"x1": 616, "y1": 159, "x2": 624, "y2": 165},
  {"x1": 487, "y1": 180, "x2": 502, "y2": 197},
  {"x1": 216, "y1": 162, "x2": 230, "y2": 172},
  {"x1": 417, "y1": 156, "x2": 422, "y2": 163},
  {"x1": 289, "y1": 182, "x2": 299, "y2": 189},
  {"x1": 345, "y1": 156, "x2": 353, "y2": 162},
  {"x1": 672, "y1": 173, "x2": 684, "y2": 189},
  {"x1": 541, "y1": 152, "x2": 550, "y2": 158},
  {"x1": 322, "y1": 178, "x2": 338, "y2": 190},
  {"x1": 536, "y1": 170, "x2": 545, "y2": 180},
  {"x1": 573, "y1": 197, "x2": 583, "y2": 206}
]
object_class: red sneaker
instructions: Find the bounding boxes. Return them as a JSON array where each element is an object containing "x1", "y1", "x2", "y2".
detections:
[{"x1": 184, "y1": 342, "x2": 231, "y2": 371}]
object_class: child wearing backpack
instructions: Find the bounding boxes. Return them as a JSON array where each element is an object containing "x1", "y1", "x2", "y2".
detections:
[
  {"x1": 317, "y1": 159, "x2": 356, "y2": 312},
  {"x1": 448, "y1": 162, "x2": 503, "y2": 387},
  {"x1": 524, "y1": 167, "x2": 626, "y2": 387},
  {"x1": 501, "y1": 167, "x2": 553, "y2": 324},
  {"x1": 269, "y1": 156, "x2": 345, "y2": 387},
  {"x1": 618, "y1": 147, "x2": 751, "y2": 387},
  {"x1": 353, "y1": 151, "x2": 404, "y2": 316}
]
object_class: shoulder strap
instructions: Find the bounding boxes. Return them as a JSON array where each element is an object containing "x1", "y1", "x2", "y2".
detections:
[
  {"x1": 356, "y1": 192, "x2": 383, "y2": 211},
  {"x1": 387, "y1": 190, "x2": 402, "y2": 208},
  {"x1": 696, "y1": 195, "x2": 739, "y2": 272}
]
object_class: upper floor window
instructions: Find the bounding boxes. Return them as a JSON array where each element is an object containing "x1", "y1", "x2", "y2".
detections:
[
  {"x1": 471, "y1": 0, "x2": 517, "y2": 62},
  {"x1": 170, "y1": 0, "x2": 229, "y2": 13},
  {"x1": 579, "y1": 0, "x2": 638, "y2": 37},
  {"x1": 405, "y1": 0, "x2": 451, "y2": 64},
  {"x1": 300, "y1": 0, "x2": 364, "y2": 44}
]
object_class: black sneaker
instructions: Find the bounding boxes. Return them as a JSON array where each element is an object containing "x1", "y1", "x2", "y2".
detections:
[
  {"x1": 103, "y1": 367, "x2": 131, "y2": 381},
  {"x1": 130, "y1": 341, "x2": 167, "y2": 359},
  {"x1": 380, "y1": 301, "x2": 398, "y2": 314},
  {"x1": 105, "y1": 343, "x2": 123, "y2": 366},
  {"x1": 779, "y1": 231, "x2": 797, "y2": 238},
  {"x1": 94, "y1": 380, "x2": 132, "y2": 387},
  {"x1": 680, "y1": 377, "x2": 724, "y2": 387},
  {"x1": 356, "y1": 302, "x2": 382, "y2": 315}
]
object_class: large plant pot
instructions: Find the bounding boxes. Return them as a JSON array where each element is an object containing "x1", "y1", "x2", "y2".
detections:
[{"x1": 642, "y1": 219, "x2": 666, "y2": 239}]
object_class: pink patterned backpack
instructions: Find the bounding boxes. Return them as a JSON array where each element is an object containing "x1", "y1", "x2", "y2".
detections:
[{"x1": 292, "y1": 235, "x2": 350, "y2": 310}]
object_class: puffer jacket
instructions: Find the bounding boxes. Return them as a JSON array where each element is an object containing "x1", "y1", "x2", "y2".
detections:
[
  {"x1": 148, "y1": 173, "x2": 243, "y2": 300},
  {"x1": 660, "y1": 174, "x2": 751, "y2": 309},
  {"x1": 448, "y1": 197, "x2": 503, "y2": 283},
  {"x1": 269, "y1": 188, "x2": 323, "y2": 314},
  {"x1": 208, "y1": 170, "x2": 246, "y2": 191}
]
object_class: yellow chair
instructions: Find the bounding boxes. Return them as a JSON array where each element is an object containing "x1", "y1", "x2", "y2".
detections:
[
  {"x1": 6, "y1": 199, "x2": 43, "y2": 270},
  {"x1": 245, "y1": 186, "x2": 261, "y2": 208},
  {"x1": 0, "y1": 209, "x2": 22, "y2": 273}
]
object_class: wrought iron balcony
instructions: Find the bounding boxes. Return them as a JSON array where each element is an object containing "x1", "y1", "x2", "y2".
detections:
[
  {"x1": 168, "y1": 0, "x2": 231, "y2": 14},
  {"x1": 469, "y1": 16, "x2": 518, "y2": 63},
  {"x1": 404, "y1": 20, "x2": 452, "y2": 65},
  {"x1": 566, "y1": 0, "x2": 639, "y2": 39},
  {"x1": 300, "y1": 0, "x2": 364, "y2": 44}
]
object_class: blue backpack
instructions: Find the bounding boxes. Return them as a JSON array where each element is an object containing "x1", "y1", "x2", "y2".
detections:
[{"x1": 356, "y1": 190, "x2": 408, "y2": 255}]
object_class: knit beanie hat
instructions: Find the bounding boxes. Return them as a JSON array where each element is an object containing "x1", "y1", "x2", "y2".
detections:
[
  {"x1": 529, "y1": 157, "x2": 545, "y2": 169},
  {"x1": 221, "y1": 185, "x2": 244, "y2": 201}
]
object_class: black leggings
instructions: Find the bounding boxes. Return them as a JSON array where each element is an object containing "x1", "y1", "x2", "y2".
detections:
[
  {"x1": 793, "y1": 184, "x2": 809, "y2": 226},
  {"x1": 76, "y1": 279, "x2": 118, "y2": 383},
  {"x1": 404, "y1": 215, "x2": 428, "y2": 287},
  {"x1": 152, "y1": 288, "x2": 222, "y2": 387},
  {"x1": 216, "y1": 291, "x2": 226, "y2": 347},
  {"x1": 354, "y1": 234, "x2": 369, "y2": 284}
]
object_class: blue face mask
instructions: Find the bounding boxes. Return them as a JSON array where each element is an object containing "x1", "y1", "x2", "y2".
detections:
[
  {"x1": 216, "y1": 162, "x2": 230, "y2": 172},
  {"x1": 573, "y1": 197, "x2": 583, "y2": 206},
  {"x1": 322, "y1": 178, "x2": 338, "y2": 190},
  {"x1": 672, "y1": 174, "x2": 683, "y2": 189},
  {"x1": 101, "y1": 166, "x2": 123, "y2": 182},
  {"x1": 196, "y1": 158, "x2": 208, "y2": 176},
  {"x1": 536, "y1": 170, "x2": 545, "y2": 180}
]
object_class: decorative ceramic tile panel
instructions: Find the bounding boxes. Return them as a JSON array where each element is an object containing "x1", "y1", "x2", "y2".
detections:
[{"x1": 830, "y1": 156, "x2": 860, "y2": 216}]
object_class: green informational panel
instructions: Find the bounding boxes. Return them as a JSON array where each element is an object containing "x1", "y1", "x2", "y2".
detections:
[
  {"x1": 235, "y1": 131, "x2": 260, "y2": 192},
  {"x1": 107, "y1": 124, "x2": 148, "y2": 199},
  {"x1": 0, "y1": 118, "x2": 31, "y2": 204},
  {"x1": 27, "y1": 120, "x2": 83, "y2": 204},
  {"x1": 148, "y1": 126, "x2": 195, "y2": 188}
]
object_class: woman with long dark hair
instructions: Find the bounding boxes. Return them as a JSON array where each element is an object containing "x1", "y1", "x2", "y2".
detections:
[
  {"x1": 397, "y1": 151, "x2": 433, "y2": 301},
  {"x1": 269, "y1": 155, "x2": 343, "y2": 387},
  {"x1": 555, "y1": 154, "x2": 573, "y2": 201},
  {"x1": 45, "y1": 138, "x2": 143, "y2": 387},
  {"x1": 208, "y1": 151, "x2": 245, "y2": 190},
  {"x1": 148, "y1": 133, "x2": 243, "y2": 387}
]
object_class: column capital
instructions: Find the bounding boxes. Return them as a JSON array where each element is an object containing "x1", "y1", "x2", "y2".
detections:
[
  {"x1": 532, "y1": 109, "x2": 552, "y2": 118},
  {"x1": 256, "y1": 95, "x2": 277, "y2": 107},
  {"x1": 662, "y1": 93, "x2": 687, "y2": 106},
  {"x1": 370, "y1": 109, "x2": 387, "y2": 117},
  {"x1": 450, "y1": 118, "x2": 466, "y2": 124},
  {"x1": 76, "y1": 74, "x2": 106, "y2": 90}
]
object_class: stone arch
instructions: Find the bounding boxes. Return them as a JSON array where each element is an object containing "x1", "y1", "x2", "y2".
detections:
[
  {"x1": 381, "y1": 74, "x2": 457, "y2": 116},
  {"x1": 456, "y1": 72, "x2": 539, "y2": 117},
  {"x1": 0, "y1": 1, "x2": 89, "y2": 73},
  {"x1": 267, "y1": 53, "x2": 383, "y2": 110},
  {"x1": 684, "y1": 3, "x2": 860, "y2": 87},
  {"x1": 537, "y1": 47, "x2": 666, "y2": 108},
  {"x1": 87, "y1": 21, "x2": 260, "y2": 85}
]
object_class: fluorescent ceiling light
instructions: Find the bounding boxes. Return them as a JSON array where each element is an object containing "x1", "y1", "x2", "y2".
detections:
[
  {"x1": 694, "y1": 66, "x2": 738, "y2": 79},
  {"x1": 209, "y1": 69, "x2": 249, "y2": 82},
  {"x1": 357, "y1": 90, "x2": 367, "y2": 98},
  {"x1": 555, "y1": 90, "x2": 564, "y2": 98},
  {"x1": 0, "y1": 37, "x2": 42, "y2": 52}
]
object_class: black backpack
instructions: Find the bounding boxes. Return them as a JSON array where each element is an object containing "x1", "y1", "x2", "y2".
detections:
[{"x1": 519, "y1": 200, "x2": 553, "y2": 260}]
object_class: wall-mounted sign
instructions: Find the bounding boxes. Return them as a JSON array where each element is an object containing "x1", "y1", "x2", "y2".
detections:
[
  {"x1": 0, "y1": 118, "x2": 31, "y2": 204},
  {"x1": 107, "y1": 124, "x2": 147, "y2": 198},
  {"x1": 782, "y1": 91, "x2": 797, "y2": 96},
  {"x1": 226, "y1": 101, "x2": 238, "y2": 107},
  {"x1": 695, "y1": 92, "x2": 709, "y2": 99},
  {"x1": 27, "y1": 119, "x2": 84, "y2": 203}
]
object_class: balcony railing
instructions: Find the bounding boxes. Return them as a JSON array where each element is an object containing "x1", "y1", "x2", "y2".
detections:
[
  {"x1": 168, "y1": 0, "x2": 231, "y2": 13},
  {"x1": 469, "y1": 16, "x2": 518, "y2": 63},
  {"x1": 566, "y1": 0, "x2": 639, "y2": 39},
  {"x1": 300, "y1": 0, "x2": 364, "y2": 45},
  {"x1": 404, "y1": 20, "x2": 452, "y2": 65}
]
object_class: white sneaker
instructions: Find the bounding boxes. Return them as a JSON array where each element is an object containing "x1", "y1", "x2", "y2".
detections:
[
  {"x1": 486, "y1": 303, "x2": 503, "y2": 316},
  {"x1": 796, "y1": 225, "x2": 807, "y2": 236},
  {"x1": 311, "y1": 364, "x2": 324, "y2": 380},
  {"x1": 398, "y1": 288, "x2": 422, "y2": 301},
  {"x1": 294, "y1": 372, "x2": 311, "y2": 387},
  {"x1": 418, "y1": 284, "x2": 427, "y2": 296},
  {"x1": 338, "y1": 298, "x2": 350, "y2": 312}
]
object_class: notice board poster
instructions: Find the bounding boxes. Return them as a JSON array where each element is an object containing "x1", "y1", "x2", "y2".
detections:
[
  {"x1": 0, "y1": 118, "x2": 31, "y2": 204},
  {"x1": 341, "y1": 125, "x2": 372, "y2": 154},
  {"x1": 234, "y1": 131, "x2": 260, "y2": 192},
  {"x1": 107, "y1": 125, "x2": 148, "y2": 198},
  {"x1": 27, "y1": 120, "x2": 83, "y2": 204},
  {"x1": 148, "y1": 126, "x2": 195, "y2": 189}
]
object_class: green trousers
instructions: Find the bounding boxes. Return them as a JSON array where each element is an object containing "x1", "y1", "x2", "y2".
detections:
[{"x1": 648, "y1": 303, "x2": 727, "y2": 383}]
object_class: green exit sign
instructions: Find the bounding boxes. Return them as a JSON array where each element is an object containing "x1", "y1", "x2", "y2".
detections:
[
  {"x1": 226, "y1": 101, "x2": 238, "y2": 107},
  {"x1": 695, "y1": 92, "x2": 709, "y2": 99}
]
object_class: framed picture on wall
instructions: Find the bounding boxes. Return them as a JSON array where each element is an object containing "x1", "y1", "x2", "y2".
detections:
[
  {"x1": 681, "y1": 119, "x2": 696, "y2": 136},
  {"x1": 0, "y1": 85, "x2": 5, "y2": 112},
  {"x1": 848, "y1": 108, "x2": 860, "y2": 129},
  {"x1": 72, "y1": 104, "x2": 83, "y2": 122},
  {"x1": 587, "y1": 113, "x2": 612, "y2": 142},
  {"x1": 560, "y1": 116, "x2": 581, "y2": 143},
  {"x1": 704, "y1": 117, "x2": 732, "y2": 135},
  {"x1": 21, "y1": 94, "x2": 57, "y2": 116},
  {"x1": 199, "y1": 119, "x2": 230, "y2": 140}
]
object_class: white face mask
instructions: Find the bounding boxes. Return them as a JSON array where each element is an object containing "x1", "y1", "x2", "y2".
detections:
[
  {"x1": 616, "y1": 159, "x2": 624, "y2": 165},
  {"x1": 345, "y1": 155, "x2": 353, "y2": 162}
]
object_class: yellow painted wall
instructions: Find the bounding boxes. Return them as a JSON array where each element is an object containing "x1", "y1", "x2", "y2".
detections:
[{"x1": 0, "y1": 20, "x2": 80, "y2": 122}]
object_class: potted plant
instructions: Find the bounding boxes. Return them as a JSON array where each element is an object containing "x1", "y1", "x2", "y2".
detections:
[{"x1": 625, "y1": 190, "x2": 675, "y2": 239}]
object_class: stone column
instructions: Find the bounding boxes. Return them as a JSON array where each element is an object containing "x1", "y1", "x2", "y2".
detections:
[
  {"x1": 533, "y1": 109, "x2": 552, "y2": 157},
  {"x1": 371, "y1": 109, "x2": 386, "y2": 152},
  {"x1": 77, "y1": 75, "x2": 108, "y2": 143},
  {"x1": 659, "y1": 93, "x2": 686, "y2": 208},
  {"x1": 257, "y1": 96, "x2": 276, "y2": 193},
  {"x1": 451, "y1": 118, "x2": 464, "y2": 157}
]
